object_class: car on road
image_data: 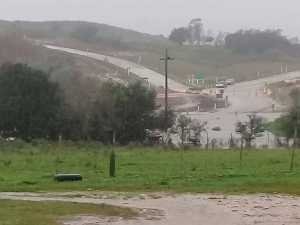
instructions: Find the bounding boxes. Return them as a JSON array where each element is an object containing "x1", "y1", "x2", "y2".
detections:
[
  {"x1": 212, "y1": 126, "x2": 221, "y2": 131},
  {"x1": 216, "y1": 82, "x2": 226, "y2": 88},
  {"x1": 226, "y1": 79, "x2": 235, "y2": 85},
  {"x1": 216, "y1": 93, "x2": 223, "y2": 99},
  {"x1": 216, "y1": 88, "x2": 224, "y2": 98}
]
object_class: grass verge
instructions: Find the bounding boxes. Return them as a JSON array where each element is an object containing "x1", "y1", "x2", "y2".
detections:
[{"x1": 0, "y1": 142, "x2": 299, "y2": 194}]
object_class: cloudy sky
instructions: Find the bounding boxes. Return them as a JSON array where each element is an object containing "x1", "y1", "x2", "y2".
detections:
[{"x1": 1, "y1": 0, "x2": 299, "y2": 37}]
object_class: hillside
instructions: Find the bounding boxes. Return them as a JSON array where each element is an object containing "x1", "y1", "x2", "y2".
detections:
[
  {"x1": 0, "y1": 27, "x2": 137, "y2": 85},
  {"x1": 1, "y1": 20, "x2": 300, "y2": 83},
  {"x1": 0, "y1": 32, "x2": 142, "y2": 126}
]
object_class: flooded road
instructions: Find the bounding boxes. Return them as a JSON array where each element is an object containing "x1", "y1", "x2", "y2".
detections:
[
  {"x1": 190, "y1": 71, "x2": 300, "y2": 146},
  {"x1": 44, "y1": 44, "x2": 300, "y2": 145}
]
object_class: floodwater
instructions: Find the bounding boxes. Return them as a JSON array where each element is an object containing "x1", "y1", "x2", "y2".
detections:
[{"x1": 190, "y1": 71, "x2": 300, "y2": 146}]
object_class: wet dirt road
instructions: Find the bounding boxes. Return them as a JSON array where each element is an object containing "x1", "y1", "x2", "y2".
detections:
[{"x1": 1, "y1": 192, "x2": 300, "y2": 225}]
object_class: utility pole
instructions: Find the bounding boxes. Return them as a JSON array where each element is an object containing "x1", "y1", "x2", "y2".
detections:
[{"x1": 160, "y1": 48, "x2": 174, "y2": 131}]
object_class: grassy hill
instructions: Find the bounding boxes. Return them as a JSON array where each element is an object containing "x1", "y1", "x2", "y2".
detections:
[{"x1": 1, "y1": 20, "x2": 300, "y2": 83}]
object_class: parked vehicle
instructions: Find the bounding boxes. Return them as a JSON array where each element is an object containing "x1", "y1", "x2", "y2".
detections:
[
  {"x1": 226, "y1": 79, "x2": 235, "y2": 85},
  {"x1": 212, "y1": 126, "x2": 221, "y2": 131},
  {"x1": 216, "y1": 88, "x2": 224, "y2": 98},
  {"x1": 216, "y1": 93, "x2": 223, "y2": 99},
  {"x1": 216, "y1": 83, "x2": 225, "y2": 88}
]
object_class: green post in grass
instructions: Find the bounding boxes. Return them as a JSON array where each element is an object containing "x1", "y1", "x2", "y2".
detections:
[
  {"x1": 109, "y1": 150, "x2": 116, "y2": 177},
  {"x1": 240, "y1": 138, "x2": 244, "y2": 167}
]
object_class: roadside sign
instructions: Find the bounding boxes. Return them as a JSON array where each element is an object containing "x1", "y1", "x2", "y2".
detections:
[{"x1": 196, "y1": 72, "x2": 204, "y2": 80}]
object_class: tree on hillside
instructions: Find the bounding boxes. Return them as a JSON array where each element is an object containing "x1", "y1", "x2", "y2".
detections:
[
  {"x1": 70, "y1": 24, "x2": 99, "y2": 43},
  {"x1": 169, "y1": 27, "x2": 189, "y2": 45},
  {"x1": 215, "y1": 31, "x2": 227, "y2": 46},
  {"x1": 0, "y1": 63, "x2": 63, "y2": 141},
  {"x1": 225, "y1": 29, "x2": 291, "y2": 54}
]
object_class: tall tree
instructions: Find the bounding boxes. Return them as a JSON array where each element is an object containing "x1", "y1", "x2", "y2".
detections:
[
  {"x1": 89, "y1": 82, "x2": 127, "y2": 144},
  {"x1": 0, "y1": 63, "x2": 63, "y2": 141},
  {"x1": 269, "y1": 115, "x2": 294, "y2": 146},
  {"x1": 169, "y1": 27, "x2": 189, "y2": 45},
  {"x1": 269, "y1": 88, "x2": 300, "y2": 170},
  {"x1": 89, "y1": 81, "x2": 156, "y2": 144},
  {"x1": 225, "y1": 29, "x2": 291, "y2": 54}
]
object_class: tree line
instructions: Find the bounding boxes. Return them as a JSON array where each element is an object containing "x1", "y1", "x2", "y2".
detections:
[
  {"x1": 224, "y1": 29, "x2": 300, "y2": 57},
  {"x1": 0, "y1": 63, "x2": 168, "y2": 144},
  {"x1": 169, "y1": 25, "x2": 300, "y2": 58}
]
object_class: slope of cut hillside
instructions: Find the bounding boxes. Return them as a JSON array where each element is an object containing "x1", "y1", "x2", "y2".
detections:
[{"x1": 1, "y1": 20, "x2": 300, "y2": 84}]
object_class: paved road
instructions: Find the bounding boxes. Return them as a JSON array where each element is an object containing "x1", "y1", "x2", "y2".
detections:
[
  {"x1": 44, "y1": 45, "x2": 187, "y2": 92},
  {"x1": 190, "y1": 71, "x2": 300, "y2": 145}
]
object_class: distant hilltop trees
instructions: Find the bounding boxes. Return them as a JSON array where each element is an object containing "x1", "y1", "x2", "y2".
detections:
[
  {"x1": 188, "y1": 18, "x2": 204, "y2": 45},
  {"x1": 225, "y1": 29, "x2": 300, "y2": 56},
  {"x1": 169, "y1": 21, "x2": 300, "y2": 57},
  {"x1": 169, "y1": 18, "x2": 226, "y2": 46}
]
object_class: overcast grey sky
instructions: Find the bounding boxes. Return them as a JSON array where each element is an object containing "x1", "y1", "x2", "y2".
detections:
[{"x1": 1, "y1": 0, "x2": 299, "y2": 37}]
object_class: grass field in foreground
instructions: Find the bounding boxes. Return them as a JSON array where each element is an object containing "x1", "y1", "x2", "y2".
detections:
[
  {"x1": 0, "y1": 199, "x2": 136, "y2": 225},
  {"x1": 0, "y1": 143, "x2": 299, "y2": 194}
]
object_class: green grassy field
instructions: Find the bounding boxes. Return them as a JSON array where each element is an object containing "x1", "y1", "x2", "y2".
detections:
[
  {"x1": 0, "y1": 199, "x2": 136, "y2": 225},
  {"x1": 0, "y1": 142, "x2": 299, "y2": 194}
]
